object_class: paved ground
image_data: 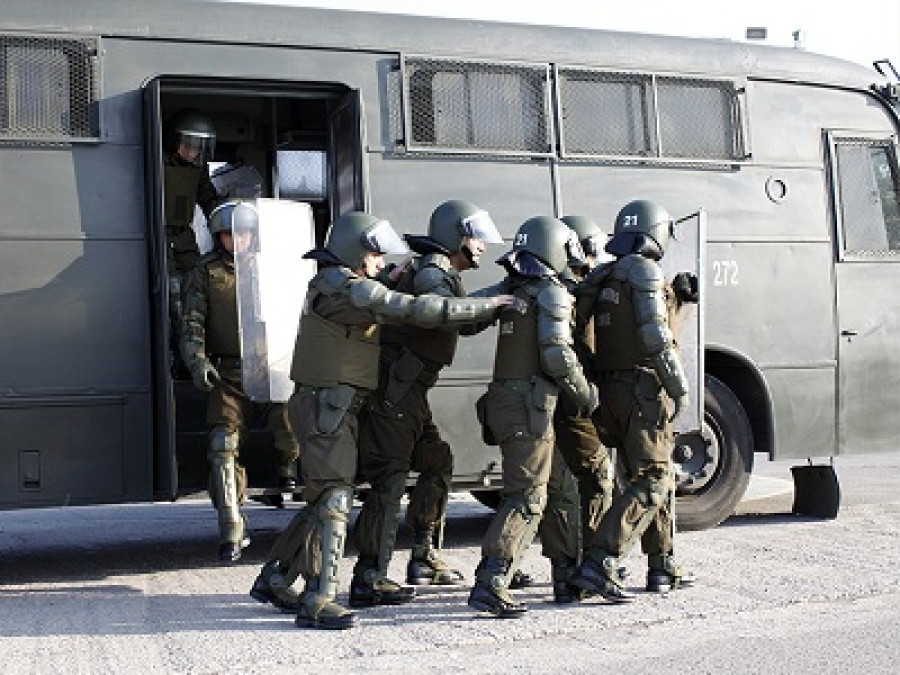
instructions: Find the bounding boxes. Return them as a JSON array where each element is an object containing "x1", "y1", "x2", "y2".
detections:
[{"x1": 1, "y1": 452, "x2": 898, "y2": 673}]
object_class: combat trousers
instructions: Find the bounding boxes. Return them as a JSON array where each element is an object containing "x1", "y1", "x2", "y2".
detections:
[
  {"x1": 268, "y1": 386, "x2": 365, "y2": 585},
  {"x1": 353, "y1": 371, "x2": 453, "y2": 569},
  {"x1": 590, "y1": 371, "x2": 675, "y2": 558},
  {"x1": 480, "y1": 381, "x2": 554, "y2": 567},
  {"x1": 207, "y1": 371, "x2": 300, "y2": 487},
  {"x1": 550, "y1": 405, "x2": 614, "y2": 555}
]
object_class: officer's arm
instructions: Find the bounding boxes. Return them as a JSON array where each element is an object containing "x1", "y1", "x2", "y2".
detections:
[
  {"x1": 630, "y1": 259, "x2": 689, "y2": 403},
  {"x1": 179, "y1": 265, "x2": 209, "y2": 366},
  {"x1": 536, "y1": 283, "x2": 594, "y2": 410},
  {"x1": 347, "y1": 276, "x2": 504, "y2": 328}
]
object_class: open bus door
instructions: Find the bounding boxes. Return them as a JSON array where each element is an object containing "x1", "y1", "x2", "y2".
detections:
[
  {"x1": 143, "y1": 78, "x2": 179, "y2": 501},
  {"x1": 328, "y1": 90, "x2": 367, "y2": 218}
]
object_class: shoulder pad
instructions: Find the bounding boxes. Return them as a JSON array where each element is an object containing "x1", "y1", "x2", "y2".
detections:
[
  {"x1": 316, "y1": 266, "x2": 355, "y2": 294},
  {"x1": 419, "y1": 252, "x2": 452, "y2": 272},
  {"x1": 347, "y1": 276, "x2": 388, "y2": 308},
  {"x1": 536, "y1": 279, "x2": 573, "y2": 320},
  {"x1": 625, "y1": 255, "x2": 665, "y2": 291},
  {"x1": 413, "y1": 262, "x2": 452, "y2": 295}
]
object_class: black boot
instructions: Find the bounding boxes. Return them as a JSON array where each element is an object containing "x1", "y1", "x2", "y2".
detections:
[
  {"x1": 570, "y1": 556, "x2": 633, "y2": 603},
  {"x1": 551, "y1": 558, "x2": 584, "y2": 604},
  {"x1": 294, "y1": 581, "x2": 357, "y2": 631},
  {"x1": 218, "y1": 535, "x2": 250, "y2": 563},
  {"x1": 508, "y1": 569, "x2": 534, "y2": 590},
  {"x1": 349, "y1": 559, "x2": 416, "y2": 608},
  {"x1": 646, "y1": 554, "x2": 696, "y2": 592},
  {"x1": 406, "y1": 528, "x2": 465, "y2": 586},
  {"x1": 468, "y1": 557, "x2": 527, "y2": 618},
  {"x1": 250, "y1": 560, "x2": 301, "y2": 612}
]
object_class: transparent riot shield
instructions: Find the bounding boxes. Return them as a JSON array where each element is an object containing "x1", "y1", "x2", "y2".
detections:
[
  {"x1": 235, "y1": 199, "x2": 316, "y2": 402},
  {"x1": 660, "y1": 209, "x2": 706, "y2": 434}
]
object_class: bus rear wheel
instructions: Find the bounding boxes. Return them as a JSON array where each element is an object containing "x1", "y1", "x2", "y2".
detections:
[{"x1": 674, "y1": 374, "x2": 754, "y2": 531}]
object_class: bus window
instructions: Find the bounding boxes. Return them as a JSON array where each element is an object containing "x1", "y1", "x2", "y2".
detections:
[
  {"x1": 834, "y1": 138, "x2": 900, "y2": 254},
  {"x1": 276, "y1": 150, "x2": 327, "y2": 200}
]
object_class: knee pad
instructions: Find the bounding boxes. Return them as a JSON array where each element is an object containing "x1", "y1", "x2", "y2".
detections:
[
  {"x1": 625, "y1": 472, "x2": 673, "y2": 509},
  {"x1": 317, "y1": 486, "x2": 353, "y2": 521},
  {"x1": 209, "y1": 427, "x2": 239, "y2": 461}
]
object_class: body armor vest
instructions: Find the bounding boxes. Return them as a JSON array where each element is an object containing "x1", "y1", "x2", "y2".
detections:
[
  {"x1": 380, "y1": 261, "x2": 462, "y2": 367},
  {"x1": 204, "y1": 257, "x2": 241, "y2": 357},
  {"x1": 290, "y1": 291, "x2": 381, "y2": 390},
  {"x1": 593, "y1": 271, "x2": 642, "y2": 372},
  {"x1": 492, "y1": 282, "x2": 541, "y2": 380}
]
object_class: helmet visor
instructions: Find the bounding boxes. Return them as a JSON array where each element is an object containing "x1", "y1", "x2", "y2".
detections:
[
  {"x1": 362, "y1": 219, "x2": 410, "y2": 255},
  {"x1": 565, "y1": 230, "x2": 587, "y2": 268},
  {"x1": 460, "y1": 210, "x2": 503, "y2": 244},
  {"x1": 178, "y1": 131, "x2": 215, "y2": 166}
]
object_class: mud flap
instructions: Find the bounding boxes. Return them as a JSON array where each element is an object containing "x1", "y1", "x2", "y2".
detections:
[{"x1": 790, "y1": 463, "x2": 840, "y2": 519}]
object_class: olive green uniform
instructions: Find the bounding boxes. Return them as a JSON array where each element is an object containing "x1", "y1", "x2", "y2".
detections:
[
  {"x1": 164, "y1": 151, "x2": 222, "y2": 275},
  {"x1": 474, "y1": 274, "x2": 593, "y2": 609},
  {"x1": 263, "y1": 264, "x2": 505, "y2": 625},
  {"x1": 181, "y1": 250, "x2": 300, "y2": 547},
  {"x1": 537, "y1": 270, "x2": 614, "y2": 597},
  {"x1": 352, "y1": 253, "x2": 486, "y2": 585},
  {"x1": 575, "y1": 253, "x2": 687, "y2": 571}
]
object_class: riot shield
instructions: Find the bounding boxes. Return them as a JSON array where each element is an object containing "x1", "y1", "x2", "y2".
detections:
[
  {"x1": 660, "y1": 209, "x2": 706, "y2": 434},
  {"x1": 234, "y1": 199, "x2": 316, "y2": 402}
]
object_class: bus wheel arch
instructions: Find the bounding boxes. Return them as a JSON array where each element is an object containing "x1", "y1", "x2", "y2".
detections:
[{"x1": 674, "y1": 373, "x2": 754, "y2": 530}]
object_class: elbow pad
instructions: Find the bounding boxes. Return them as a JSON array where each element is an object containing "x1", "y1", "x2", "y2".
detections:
[
  {"x1": 650, "y1": 348, "x2": 689, "y2": 400},
  {"x1": 541, "y1": 344, "x2": 592, "y2": 409}
]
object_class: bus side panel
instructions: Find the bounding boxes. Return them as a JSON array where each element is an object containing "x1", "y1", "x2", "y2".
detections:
[{"x1": 0, "y1": 143, "x2": 153, "y2": 506}]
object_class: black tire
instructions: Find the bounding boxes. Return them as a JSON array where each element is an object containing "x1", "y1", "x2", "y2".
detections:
[
  {"x1": 674, "y1": 374, "x2": 754, "y2": 531},
  {"x1": 470, "y1": 489, "x2": 502, "y2": 510}
]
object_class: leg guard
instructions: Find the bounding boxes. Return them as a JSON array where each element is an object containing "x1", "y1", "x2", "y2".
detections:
[
  {"x1": 481, "y1": 485, "x2": 547, "y2": 589},
  {"x1": 208, "y1": 428, "x2": 244, "y2": 546},
  {"x1": 351, "y1": 472, "x2": 407, "y2": 579},
  {"x1": 594, "y1": 471, "x2": 672, "y2": 562},
  {"x1": 294, "y1": 486, "x2": 358, "y2": 630}
]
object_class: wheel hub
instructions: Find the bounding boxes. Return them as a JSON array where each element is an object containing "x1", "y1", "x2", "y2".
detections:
[{"x1": 674, "y1": 420, "x2": 720, "y2": 494}]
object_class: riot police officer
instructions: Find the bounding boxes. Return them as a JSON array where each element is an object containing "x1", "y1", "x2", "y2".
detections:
[
  {"x1": 165, "y1": 108, "x2": 223, "y2": 378},
  {"x1": 570, "y1": 199, "x2": 695, "y2": 602},
  {"x1": 180, "y1": 200, "x2": 300, "y2": 563},
  {"x1": 534, "y1": 214, "x2": 616, "y2": 603},
  {"x1": 469, "y1": 216, "x2": 596, "y2": 618},
  {"x1": 248, "y1": 211, "x2": 520, "y2": 630},
  {"x1": 350, "y1": 199, "x2": 505, "y2": 605}
]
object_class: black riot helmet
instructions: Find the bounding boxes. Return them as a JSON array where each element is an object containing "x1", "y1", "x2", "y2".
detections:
[
  {"x1": 318, "y1": 211, "x2": 409, "y2": 270},
  {"x1": 171, "y1": 108, "x2": 216, "y2": 167},
  {"x1": 424, "y1": 199, "x2": 503, "y2": 268},
  {"x1": 605, "y1": 199, "x2": 674, "y2": 260},
  {"x1": 497, "y1": 215, "x2": 585, "y2": 277}
]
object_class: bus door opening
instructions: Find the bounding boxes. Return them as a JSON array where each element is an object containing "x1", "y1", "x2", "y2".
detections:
[{"x1": 143, "y1": 79, "x2": 364, "y2": 499}]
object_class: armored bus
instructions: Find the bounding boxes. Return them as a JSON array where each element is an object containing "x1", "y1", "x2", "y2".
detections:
[{"x1": 1, "y1": 0, "x2": 898, "y2": 530}]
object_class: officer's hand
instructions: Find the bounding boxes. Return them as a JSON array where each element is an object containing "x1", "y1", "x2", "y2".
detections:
[
  {"x1": 190, "y1": 359, "x2": 219, "y2": 393},
  {"x1": 672, "y1": 272, "x2": 699, "y2": 304},
  {"x1": 669, "y1": 394, "x2": 689, "y2": 423},
  {"x1": 387, "y1": 257, "x2": 413, "y2": 283},
  {"x1": 494, "y1": 294, "x2": 527, "y2": 314}
]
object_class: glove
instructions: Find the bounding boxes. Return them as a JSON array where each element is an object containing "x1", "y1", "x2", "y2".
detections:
[
  {"x1": 669, "y1": 394, "x2": 689, "y2": 424},
  {"x1": 190, "y1": 358, "x2": 219, "y2": 393},
  {"x1": 672, "y1": 272, "x2": 699, "y2": 304},
  {"x1": 494, "y1": 294, "x2": 528, "y2": 314}
]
